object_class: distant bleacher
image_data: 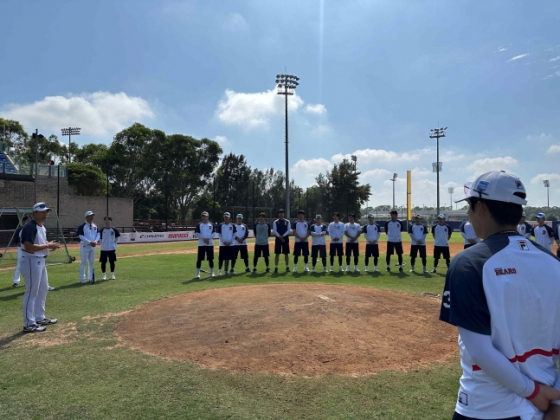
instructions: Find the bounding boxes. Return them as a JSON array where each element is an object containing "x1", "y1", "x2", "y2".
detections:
[{"x1": 0, "y1": 150, "x2": 18, "y2": 174}]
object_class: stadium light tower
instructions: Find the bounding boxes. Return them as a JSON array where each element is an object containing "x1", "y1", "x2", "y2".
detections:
[
  {"x1": 390, "y1": 173, "x2": 398, "y2": 210},
  {"x1": 275, "y1": 73, "x2": 299, "y2": 219},
  {"x1": 448, "y1": 187, "x2": 455, "y2": 210},
  {"x1": 430, "y1": 127, "x2": 447, "y2": 216},
  {"x1": 61, "y1": 127, "x2": 81, "y2": 163},
  {"x1": 543, "y1": 180, "x2": 550, "y2": 210}
]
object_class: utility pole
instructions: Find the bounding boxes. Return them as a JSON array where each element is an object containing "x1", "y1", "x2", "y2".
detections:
[
  {"x1": 430, "y1": 126, "x2": 447, "y2": 216},
  {"x1": 390, "y1": 173, "x2": 398, "y2": 210},
  {"x1": 543, "y1": 180, "x2": 550, "y2": 210},
  {"x1": 275, "y1": 73, "x2": 300, "y2": 220},
  {"x1": 61, "y1": 127, "x2": 81, "y2": 163}
]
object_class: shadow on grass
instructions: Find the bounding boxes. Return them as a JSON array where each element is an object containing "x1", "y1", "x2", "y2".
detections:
[{"x1": 0, "y1": 330, "x2": 25, "y2": 350}]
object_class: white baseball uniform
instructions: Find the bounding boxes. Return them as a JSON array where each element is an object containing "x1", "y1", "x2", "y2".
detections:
[{"x1": 77, "y1": 221, "x2": 100, "y2": 281}]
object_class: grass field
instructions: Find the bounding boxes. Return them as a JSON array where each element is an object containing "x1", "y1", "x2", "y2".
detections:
[{"x1": 0, "y1": 241, "x2": 462, "y2": 420}]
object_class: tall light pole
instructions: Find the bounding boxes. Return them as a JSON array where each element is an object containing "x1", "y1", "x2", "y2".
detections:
[
  {"x1": 275, "y1": 74, "x2": 299, "y2": 219},
  {"x1": 430, "y1": 127, "x2": 447, "y2": 216},
  {"x1": 543, "y1": 180, "x2": 550, "y2": 210},
  {"x1": 390, "y1": 173, "x2": 398, "y2": 210},
  {"x1": 448, "y1": 187, "x2": 455, "y2": 210},
  {"x1": 61, "y1": 127, "x2": 81, "y2": 163}
]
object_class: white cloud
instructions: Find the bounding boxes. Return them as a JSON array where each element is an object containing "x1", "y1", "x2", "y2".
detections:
[
  {"x1": 215, "y1": 135, "x2": 229, "y2": 146},
  {"x1": 507, "y1": 54, "x2": 529, "y2": 62},
  {"x1": 305, "y1": 104, "x2": 327, "y2": 115},
  {"x1": 526, "y1": 133, "x2": 554, "y2": 142},
  {"x1": 530, "y1": 173, "x2": 560, "y2": 184},
  {"x1": 1, "y1": 92, "x2": 154, "y2": 137},
  {"x1": 550, "y1": 56, "x2": 560, "y2": 62},
  {"x1": 216, "y1": 88, "x2": 303, "y2": 129},
  {"x1": 310, "y1": 124, "x2": 331, "y2": 137},
  {"x1": 543, "y1": 71, "x2": 560, "y2": 80},
  {"x1": 332, "y1": 148, "x2": 429, "y2": 164},
  {"x1": 467, "y1": 157, "x2": 519, "y2": 176},
  {"x1": 361, "y1": 168, "x2": 391, "y2": 179},
  {"x1": 497, "y1": 46, "x2": 508, "y2": 52},
  {"x1": 224, "y1": 12, "x2": 248, "y2": 32},
  {"x1": 546, "y1": 144, "x2": 560, "y2": 154},
  {"x1": 290, "y1": 158, "x2": 332, "y2": 186}
]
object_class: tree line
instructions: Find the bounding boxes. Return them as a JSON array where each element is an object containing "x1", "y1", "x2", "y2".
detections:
[{"x1": 1, "y1": 118, "x2": 371, "y2": 222}]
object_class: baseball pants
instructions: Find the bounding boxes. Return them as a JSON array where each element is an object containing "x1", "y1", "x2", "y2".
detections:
[
  {"x1": 21, "y1": 255, "x2": 49, "y2": 327},
  {"x1": 80, "y1": 244, "x2": 96, "y2": 280},
  {"x1": 12, "y1": 248, "x2": 22, "y2": 285}
]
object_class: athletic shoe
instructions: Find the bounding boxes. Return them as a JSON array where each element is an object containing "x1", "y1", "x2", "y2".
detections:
[
  {"x1": 23, "y1": 324, "x2": 46, "y2": 333},
  {"x1": 431, "y1": 268, "x2": 437, "y2": 273},
  {"x1": 211, "y1": 272, "x2": 216, "y2": 277},
  {"x1": 245, "y1": 267, "x2": 251, "y2": 273},
  {"x1": 293, "y1": 267, "x2": 298, "y2": 272},
  {"x1": 386, "y1": 267, "x2": 391, "y2": 272},
  {"x1": 399, "y1": 267, "x2": 404, "y2": 273},
  {"x1": 252, "y1": 268, "x2": 257, "y2": 273},
  {"x1": 330, "y1": 267, "x2": 334, "y2": 272},
  {"x1": 12, "y1": 283, "x2": 19, "y2": 288},
  {"x1": 374, "y1": 267, "x2": 380, "y2": 272},
  {"x1": 423, "y1": 268, "x2": 428, "y2": 273},
  {"x1": 80, "y1": 279, "x2": 87, "y2": 284},
  {"x1": 89, "y1": 278, "x2": 95, "y2": 284},
  {"x1": 218, "y1": 270, "x2": 222, "y2": 276},
  {"x1": 230, "y1": 269, "x2": 235, "y2": 274},
  {"x1": 354, "y1": 266, "x2": 360, "y2": 272},
  {"x1": 304, "y1": 266, "x2": 310, "y2": 272},
  {"x1": 311, "y1": 268, "x2": 316, "y2": 273},
  {"x1": 48, "y1": 286, "x2": 55, "y2": 291},
  {"x1": 345, "y1": 266, "x2": 350, "y2": 272},
  {"x1": 286, "y1": 267, "x2": 290, "y2": 272},
  {"x1": 102, "y1": 273, "x2": 107, "y2": 280},
  {"x1": 110, "y1": 274, "x2": 116, "y2": 280},
  {"x1": 36, "y1": 317, "x2": 58, "y2": 325},
  {"x1": 323, "y1": 267, "x2": 327, "y2": 273},
  {"x1": 339, "y1": 266, "x2": 343, "y2": 272},
  {"x1": 266, "y1": 268, "x2": 271, "y2": 273},
  {"x1": 365, "y1": 266, "x2": 369, "y2": 272},
  {"x1": 274, "y1": 268, "x2": 278, "y2": 273},
  {"x1": 196, "y1": 274, "x2": 201, "y2": 279},
  {"x1": 410, "y1": 268, "x2": 415, "y2": 272}
]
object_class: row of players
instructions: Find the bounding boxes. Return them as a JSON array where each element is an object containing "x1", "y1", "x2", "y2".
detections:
[
  {"x1": 195, "y1": 209, "x2": 560, "y2": 278},
  {"x1": 195, "y1": 209, "x2": 467, "y2": 278}
]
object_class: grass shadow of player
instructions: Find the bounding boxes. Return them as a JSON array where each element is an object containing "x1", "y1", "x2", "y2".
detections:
[
  {"x1": 53, "y1": 282, "x2": 94, "y2": 291},
  {"x1": 0, "y1": 291, "x2": 25, "y2": 302},
  {"x1": 0, "y1": 330, "x2": 26, "y2": 350}
]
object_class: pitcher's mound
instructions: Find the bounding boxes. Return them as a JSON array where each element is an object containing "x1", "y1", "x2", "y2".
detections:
[{"x1": 117, "y1": 284, "x2": 457, "y2": 376}]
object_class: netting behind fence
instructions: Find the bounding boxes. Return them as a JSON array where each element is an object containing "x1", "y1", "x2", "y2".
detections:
[{"x1": 0, "y1": 208, "x2": 74, "y2": 268}]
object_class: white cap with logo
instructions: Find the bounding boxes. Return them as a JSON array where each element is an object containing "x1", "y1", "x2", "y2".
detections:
[
  {"x1": 455, "y1": 170, "x2": 527, "y2": 205},
  {"x1": 85, "y1": 210, "x2": 95, "y2": 217},
  {"x1": 33, "y1": 202, "x2": 51, "y2": 212},
  {"x1": 437, "y1": 214, "x2": 445, "y2": 219}
]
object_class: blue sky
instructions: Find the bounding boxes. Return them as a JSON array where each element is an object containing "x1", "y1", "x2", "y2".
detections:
[{"x1": 1, "y1": 0, "x2": 559, "y2": 208}]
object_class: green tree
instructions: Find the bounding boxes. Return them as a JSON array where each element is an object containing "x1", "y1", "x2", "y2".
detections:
[
  {"x1": 73, "y1": 143, "x2": 109, "y2": 166},
  {"x1": 214, "y1": 153, "x2": 252, "y2": 208},
  {"x1": 0, "y1": 118, "x2": 28, "y2": 150},
  {"x1": 67, "y1": 163, "x2": 107, "y2": 196}
]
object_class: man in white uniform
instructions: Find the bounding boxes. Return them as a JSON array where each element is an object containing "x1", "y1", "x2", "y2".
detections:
[
  {"x1": 327, "y1": 212, "x2": 345, "y2": 272},
  {"x1": 408, "y1": 214, "x2": 428, "y2": 273},
  {"x1": 20, "y1": 203, "x2": 60, "y2": 332},
  {"x1": 362, "y1": 214, "x2": 380, "y2": 272},
  {"x1": 309, "y1": 214, "x2": 328, "y2": 272},
  {"x1": 440, "y1": 171, "x2": 560, "y2": 420},
  {"x1": 292, "y1": 210, "x2": 310, "y2": 272},
  {"x1": 530, "y1": 213, "x2": 556, "y2": 252},
  {"x1": 344, "y1": 213, "x2": 361, "y2": 272},
  {"x1": 460, "y1": 218, "x2": 480, "y2": 250},
  {"x1": 232, "y1": 214, "x2": 250, "y2": 273},
  {"x1": 516, "y1": 212, "x2": 532, "y2": 239},
  {"x1": 194, "y1": 211, "x2": 215, "y2": 278},
  {"x1": 77, "y1": 210, "x2": 100, "y2": 284}
]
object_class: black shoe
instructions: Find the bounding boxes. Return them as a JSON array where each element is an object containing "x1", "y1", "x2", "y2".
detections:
[
  {"x1": 12, "y1": 283, "x2": 19, "y2": 288},
  {"x1": 274, "y1": 268, "x2": 278, "y2": 273},
  {"x1": 23, "y1": 324, "x2": 46, "y2": 333},
  {"x1": 286, "y1": 266, "x2": 290, "y2": 272},
  {"x1": 245, "y1": 267, "x2": 251, "y2": 273},
  {"x1": 399, "y1": 267, "x2": 403, "y2": 273},
  {"x1": 252, "y1": 268, "x2": 257, "y2": 273},
  {"x1": 266, "y1": 268, "x2": 271, "y2": 273}
]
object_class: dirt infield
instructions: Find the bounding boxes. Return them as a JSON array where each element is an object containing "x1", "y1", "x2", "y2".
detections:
[{"x1": 117, "y1": 284, "x2": 457, "y2": 376}]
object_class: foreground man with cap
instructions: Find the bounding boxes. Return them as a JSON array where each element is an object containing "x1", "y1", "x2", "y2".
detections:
[
  {"x1": 77, "y1": 210, "x2": 100, "y2": 284},
  {"x1": 531, "y1": 213, "x2": 556, "y2": 253},
  {"x1": 440, "y1": 170, "x2": 560, "y2": 420},
  {"x1": 20, "y1": 203, "x2": 60, "y2": 332}
]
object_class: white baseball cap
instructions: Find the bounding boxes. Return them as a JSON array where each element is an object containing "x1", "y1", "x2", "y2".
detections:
[
  {"x1": 201, "y1": 211, "x2": 209, "y2": 216},
  {"x1": 236, "y1": 213, "x2": 243, "y2": 219},
  {"x1": 367, "y1": 213, "x2": 374, "y2": 218},
  {"x1": 455, "y1": 170, "x2": 527, "y2": 205},
  {"x1": 315, "y1": 214, "x2": 322, "y2": 219},
  {"x1": 536, "y1": 212, "x2": 546, "y2": 219},
  {"x1": 414, "y1": 214, "x2": 421, "y2": 218},
  {"x1": 33, "y1": 202, "x2": 51, "y2": 212},
  {"x1": 85, "y1": 210, "x2": 95, "y2": 217},
  {"x1": 223, "y1": 212, "x2": 231, "y2": 217},
  {"x1": 437, "y1": 214, "x2": 445, "y2": 219}
]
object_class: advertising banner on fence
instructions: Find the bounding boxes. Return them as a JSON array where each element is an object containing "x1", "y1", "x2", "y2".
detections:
[{"x1": 119, "y1": 230, "x2": 255, "y2": 244}]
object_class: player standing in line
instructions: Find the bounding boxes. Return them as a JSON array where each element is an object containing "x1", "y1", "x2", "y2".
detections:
[
  {"x1": 460, "y1": 217, "x2": 480, "y2": 250},
  {"x1": 328, "y1": 212, "x2": 345, "y2": 272},
  {"x1": 20, "y1": 203, "x2": 61, "y2": 332},
  {"x1": 530, "y1": 213, "x2": 556, "y2": 252},
  {"x1": 99, "y1": 216, "x2": 120, "y2": 280},
  {"x1": 516, "y1": 212, "x2": 532, "y2": 239},
  {"x1": 272, "y1": 209, "x2": 291, "y2": 273},
  {"x1": 344, "y1": 213, "x2": 361, "y2": 272},
  {"x1": 385, "y1": 210, "x2": 405, "y2": 272},
  {"x1": 440, "y1": 171, "x2": 560, "y2": 420},
  {"x1": 362, "y1": 213, "x2": 380, "y2": 272},
  {"x1": 77, "y1": 210, "x2": 100, "y2": 284},
  {"x1": 556, "y1": 222, "x2": 560, "y2": 258},
  {"x1": 292, "y1": 210, "x2": 310, "y2": 272},
  {"x1": 432, "y1": 214, "x2": 453, "y2": 273},
  {"x1": 12, "y1": 215, "x2": 30, "y2": 287},
  {"x1": 232, "y1": 214, "x2": 251, "y2": 273},
  {"x1": 252, "y1": 212, "x2": 271, "y2": 273},
  {"x1": 217, "y1": 212, "x2": 236, "y2": 275},
  {"x1": 194, "y1": 211, "x2": 215, "y2": 278},
  {"x1": 309, "y1": 214, "x2": 328, "y2": 272},
  {"x1": 408, "y1": 214, "x2": 428, "y2": 273}
]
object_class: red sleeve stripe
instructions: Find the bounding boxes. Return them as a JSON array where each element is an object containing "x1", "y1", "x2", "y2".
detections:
[{"x1": 472, "y1": 348, "x2": 559, "y2": 371}]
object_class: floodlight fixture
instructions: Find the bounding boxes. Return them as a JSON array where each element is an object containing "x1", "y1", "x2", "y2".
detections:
[
  {"x1": 61, "y1": 126, "x2": 81, "y2": 163},
  {"x1": 429, "y1": 126, "x2": 447, "y2": 216}
]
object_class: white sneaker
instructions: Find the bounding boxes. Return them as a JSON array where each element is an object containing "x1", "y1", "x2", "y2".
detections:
[
  {"x1": 211, "y1": 271, "x2": 216, "y2": 277},
  {"x1": 374, "y1": 267, "x2": 379, "y2": 272},
  {"x1": 431, "y1": 268, "x2": 437, "y2": 273},
  {"x1": 365, "y1": 266, "x2": 369, "y2": 272},
  {"x1": 344, "y1": 266, "x2": 349, "y2": 272},
  {"x1": 196, "y1": 274, "x2": 201, "y2": 279},
  {"x1": 311, "y1": 268, "x2": 316, "y2": 273},
  {"x1": 102, "y1": 273, "x2": 107, "y2": 280},
  {"x1": 410, "y1": 268, "x2": 415, "y2": 272},
  {"x1": 330, "y1": 267, "x2": 334, "y2": 272},
  {"x1": 354, "y1": 266, "x2": 360, "y2": 272},
  {"x1": 423, "y1": 267, "x2": 428, "y2": 273},
  {"x1": 218, "y1": 270, "x2": 222, "y2": 276},
  {"x1": 304, "y1": 265, "x2": 310, "y2": 272},
  {"x1": 110, "y1": 274, "x2": 116, "y2": 280},
  {"x1": 48, "y1": 286, "x2": 55, "y2": 291},
  {"x1": 293, "y1": 266, "x2": 298, "y2": 272},
  {"x1": 339, "y1": 266, "x2": 343, "y2": 272}
]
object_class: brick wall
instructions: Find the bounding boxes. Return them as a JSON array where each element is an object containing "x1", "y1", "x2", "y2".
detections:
[{"x1": 0, "y1": 176, "x2": 133, "y2": 228}]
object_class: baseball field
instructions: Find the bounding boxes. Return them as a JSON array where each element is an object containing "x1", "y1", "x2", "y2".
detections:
[{"x1": 0, "y1": 237, "x2": 485, "y2": 419}]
